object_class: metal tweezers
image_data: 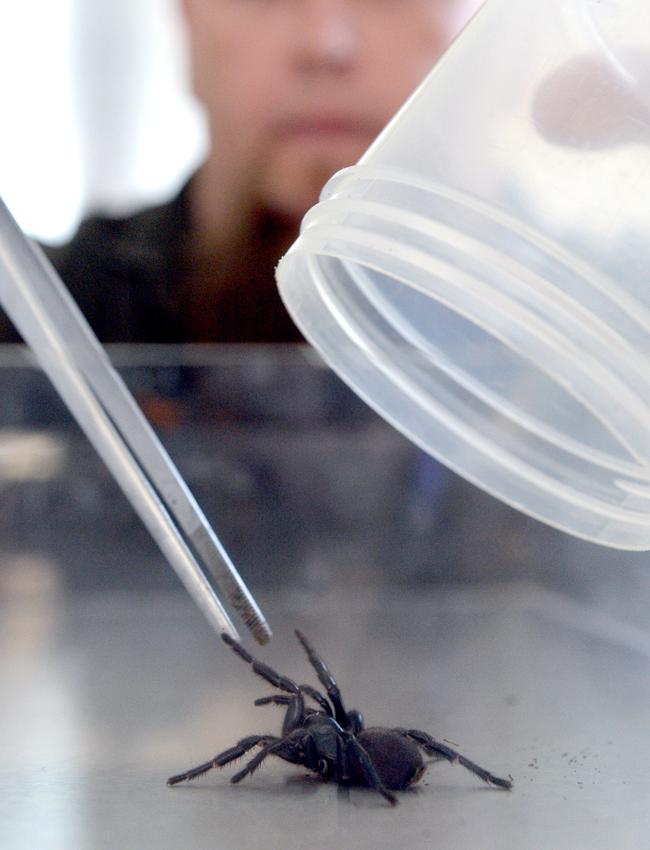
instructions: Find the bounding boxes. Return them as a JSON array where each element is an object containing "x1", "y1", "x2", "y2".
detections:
[{"x1": 0, "y1": 194, "x2": 271, "y2": 645}]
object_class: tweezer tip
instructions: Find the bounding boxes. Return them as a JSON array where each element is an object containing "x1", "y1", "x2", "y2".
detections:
[
  {"x1": 243, "y1": 613, "x2": 272, "y2": 645},
  {"x1": 222, "y1": 622, "x2": 271, "y2": 648},
  {"x1": 253, "y1": 624, "x2": 272, "y2": 645}
]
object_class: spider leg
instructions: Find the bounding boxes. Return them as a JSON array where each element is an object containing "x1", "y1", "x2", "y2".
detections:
[
  {"x1": 281, "y1": 692, "x2": 306, "y2": 737},
  {"x1": 230, "y1": 730, "x2": 305, "y2": 784},
  {"x1": 167, "y1": 734, "x2": 277, "y2": 786},
  {"x1": 335, "y1": 731, "x2": 351, "y2": 782},
  {"x1": 254, "y1": 687, "x2": 331, "y2": 716},
  {"x1": 404, "y1": 729, "x2": 513, "y2": 789},
  {"x1": 222, "y1": 634, "x2": 331, "y2": 714},
  {"x1": 301, "y1": 684, "x2": 333, "y2": 716},
  {"x1": 255, "y1": 694, "x2": 323, "y2": 730},
  {"x1": 294, "y1": 630, "x2": 356, "y2": 730},
  {"x1": 222, "y1": 633, "x2": 300, "y2": 695},
  {"x1": 251, "y1": 690, "x2": 310, "y2": 737},
  {"x1": 254, "y1": 694, "x2": 293, "y2": 706},
  {"x1": 341, "y1": 732, "x2": 397, "y2": 806}
]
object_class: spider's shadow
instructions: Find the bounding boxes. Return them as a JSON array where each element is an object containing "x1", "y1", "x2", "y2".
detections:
[
  {"x1": 173, "y1": 773, "x2": 408, "y2": 807},
  {"x1": 286, "y1": 772, "x2": 395, "y2": 807},
  {"x1": 175, "y1": 773, "x2": 325, "y2": 803},
  {"x1": 335, "y1": 781, "x2": 423, "y2": 808}
]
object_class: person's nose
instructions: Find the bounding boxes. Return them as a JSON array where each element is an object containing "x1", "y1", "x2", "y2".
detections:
[{"x1": 294, "y1": 0, "x2": 361, "y2": 74}]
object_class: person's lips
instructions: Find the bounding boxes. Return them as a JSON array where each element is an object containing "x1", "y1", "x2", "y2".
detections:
[{"x1": 278, "y1": 115, "x2": 381, "y2": 140}]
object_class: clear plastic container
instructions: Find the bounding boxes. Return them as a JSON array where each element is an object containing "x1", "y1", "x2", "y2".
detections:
[{"x1": 276, "y1": 0, "x2": 650, "y2": 550}]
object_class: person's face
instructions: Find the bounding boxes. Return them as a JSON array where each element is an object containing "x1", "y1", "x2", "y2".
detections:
[{"x1": 182, "y1": 0, "x2": 484, "y2": 220}]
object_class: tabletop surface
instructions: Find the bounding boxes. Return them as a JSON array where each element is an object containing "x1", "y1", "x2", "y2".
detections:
[{"x1": 1, "y1": 346, "x2": 649, "y2": 850}]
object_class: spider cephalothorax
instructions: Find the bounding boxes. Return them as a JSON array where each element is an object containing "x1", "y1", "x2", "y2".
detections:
[{"x1": 167, "y1": 630, "x2": 513, "y2": 805}]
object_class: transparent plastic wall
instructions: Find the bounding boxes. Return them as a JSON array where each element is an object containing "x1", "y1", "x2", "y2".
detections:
[{"x1": 278, "y1": 0, "x2": 650, "y2": 549}]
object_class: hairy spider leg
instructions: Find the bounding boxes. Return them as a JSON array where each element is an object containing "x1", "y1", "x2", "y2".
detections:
[
  {"x1": 300, "y1": 685, "x2": 332, "y2": 715},
  {"x1": 294, "y1": 630, "x2": 362, "y2": 732},
  {"x1": 280, "y1": 690, "x2": 307, "y2": 737},
  {"x1": 254, "y1": 694, "x2": 293, "y2": 706},
  {"x1": 403, "y1": 729, "x2": 513, "y2": 789},
  {"x1": 255, "y1": 688, "x2": 331, "y2": 716},
  {"x1": 221, "y1": 633, "x2": 331, "y2": 715},
  {"x1": 166, "y1": 734, "x2": 278, "y2": 786},
  {"x1": 222, "y1": 633, "x2": 299, "y2": 693},
  {"x1": 230, "y1": 729, "x2": 306, "y2": 784}
]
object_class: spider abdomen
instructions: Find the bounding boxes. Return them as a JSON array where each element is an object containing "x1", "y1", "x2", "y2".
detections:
[{"x1": 356, "y1": 728, "x2": 426, "y2": 791}]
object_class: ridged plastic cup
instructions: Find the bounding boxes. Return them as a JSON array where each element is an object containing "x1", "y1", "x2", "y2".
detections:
[{"x1": 277, "y1": 0, "x2": 650, "y2": 549}]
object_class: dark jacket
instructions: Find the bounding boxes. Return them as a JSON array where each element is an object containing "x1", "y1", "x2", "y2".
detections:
[{"x1": 0, "y1": 185, "x2": 301, "y2": 344}]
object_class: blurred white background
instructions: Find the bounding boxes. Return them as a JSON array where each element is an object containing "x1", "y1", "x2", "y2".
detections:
[{"x1": 0, "y1": 0, "x2": 207, "y2": 244}]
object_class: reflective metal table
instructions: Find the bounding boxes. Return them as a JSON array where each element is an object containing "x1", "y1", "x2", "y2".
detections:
[{"x1": 1, "y1": 346, "x2": 649, "y2": 849}]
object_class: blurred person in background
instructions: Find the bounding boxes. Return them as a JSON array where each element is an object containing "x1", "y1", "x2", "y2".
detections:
[{"x1": 0, "y1": 0, "x2": 484, "y2": 343}]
